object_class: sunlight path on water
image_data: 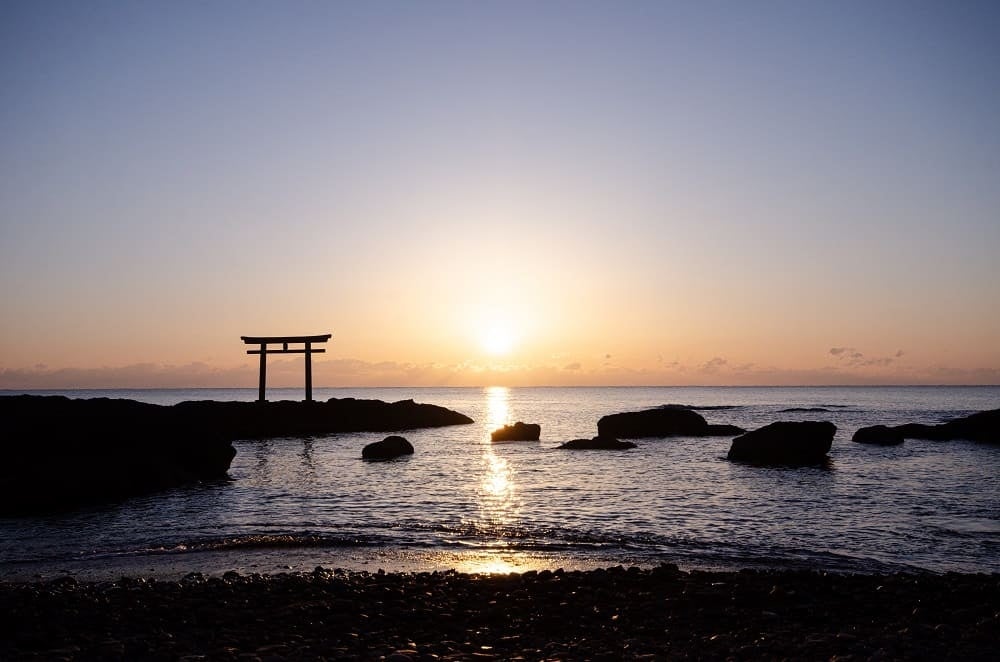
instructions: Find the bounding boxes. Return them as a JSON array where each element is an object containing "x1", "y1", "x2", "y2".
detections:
[{"x1": 474, "y1": 387, "x2": 522, "y2": 551}]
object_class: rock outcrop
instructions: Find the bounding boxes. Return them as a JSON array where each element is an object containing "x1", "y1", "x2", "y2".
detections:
[
  {"x1": 362, "y1": 435, "x2": 415, "y2": 460},
  {"x1": 491, "y1": 422, "x2": 541, "y2": 442},
  {"x1": 852, "y1": 425, "x2": 905, "y2": 446},
  {"x1": 0, "y1": 395, "x2": 473, "y2": 513},
  {"x1": 727, "y1": 421, "x2": 836, "y2": 465},
  {"x1": 854, "y1": 409, "x2": 999, "y2": 445},
  {"x1": 597, "y1": 407, "x2": 744, "y2": 438},
  {"x1": 558, "y1": 436, "x2": 637, "y2": 450}
]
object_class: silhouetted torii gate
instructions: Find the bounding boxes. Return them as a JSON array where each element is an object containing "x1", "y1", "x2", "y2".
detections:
[{"x1": 241, "y1": 334, "x2": 332, "y2": 402}]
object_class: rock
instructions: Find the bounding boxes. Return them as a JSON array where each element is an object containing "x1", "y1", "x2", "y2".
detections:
[
  {"x1": 491, "y1": 422, "x2": 541, "y2": 442},
  {"x1": 852, "y1": 425, "x2": 905, "y2": 446},
  {"x1": 0, "y1": 394, "x2": 472, "y2": 514},
  {"x1": 727, "y1": 421, "x2": 836, "y2": 465},
  {"x1": 362, "y1": 435, "x2": 414, "y2": 460},
  {"x1": 598, "y1": 408, "x2": 745, "y2": 438},
  {"x1": 558, "y1": 436, "x2": 637, "y2": 450},
  {"x1": 856, "y1": 409, "x2": 1000, "y2": 444}
]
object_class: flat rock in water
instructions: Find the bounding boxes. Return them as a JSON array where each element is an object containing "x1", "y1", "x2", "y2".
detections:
[
  {"x1": 559, "y1": 436, "x2": 637, "y2": 450},
  {"x1": 852, "y1": 425, "x2": 905, "y2": 446},
  {"x1": 491, "y1": 422, "x2": 541, "y2": 441},
  {"x1": 727, "y1": 421, "x2": 836, "y2": 465},
  {"x1": 362, "y1": 435, "x2": 414, "y2": 460},
  {"x1": 598, "y1": 408, "x2": 744, "y2": 438}
]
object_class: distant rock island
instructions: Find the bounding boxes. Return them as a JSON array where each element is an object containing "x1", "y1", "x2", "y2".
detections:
[
  {"x1": 0, "y1": 395, "x2": 473, "y2": 514},
  {"x1": 597, "y1": 407, "x2": 744, "y2": 438}
]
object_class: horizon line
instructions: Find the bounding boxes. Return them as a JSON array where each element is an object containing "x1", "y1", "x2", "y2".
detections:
[{"x1": 3, "y1": 384, "x2": 998, "y2": 391}]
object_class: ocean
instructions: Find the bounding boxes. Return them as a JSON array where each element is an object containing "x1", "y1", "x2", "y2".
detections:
[{"x1": 1, "y1": 386, "x2": 998, "y2": 579}]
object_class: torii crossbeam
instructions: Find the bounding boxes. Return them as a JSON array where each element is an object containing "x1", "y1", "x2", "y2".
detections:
[{"x1": 240, "y1": 333, "x2": 332, "y2": 402}]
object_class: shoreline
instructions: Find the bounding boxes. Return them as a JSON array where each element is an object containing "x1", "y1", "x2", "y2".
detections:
[
  {"x1": 2, "y1": 565, "x2": 996, "y2": 660},
  {"x1": 2, "y1": 543, "x2": 940, "y2": 584}
]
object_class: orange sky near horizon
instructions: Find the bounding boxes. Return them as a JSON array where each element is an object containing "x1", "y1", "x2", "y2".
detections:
[{"x1": 2, "y1": 3, "x2": 999, "y2": 388}]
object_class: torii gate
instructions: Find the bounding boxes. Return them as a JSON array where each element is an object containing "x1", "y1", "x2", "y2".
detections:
[{"x1": 240, "y1": 334, "x2": 332, "y2": 402}]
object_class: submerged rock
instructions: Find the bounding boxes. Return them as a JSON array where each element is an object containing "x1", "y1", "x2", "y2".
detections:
[
  {"x1": 597, "y1": 407, "x2": 744, "y2": 438},
  {"x1": 727, "y1": 421, "x2": 836, "y2": 465},
  {"x1": 852, "y1": 425, "x2": 905, "y2": 446},
  {"x1": 491, "y1": 422, "x2": 541, "y2": 442},
  {"x1": 558, "y1": 436, "x2": 637, "y2": 450},
  {"x1": 362, "y1": 435, "x2": 414, "y2": 460}
]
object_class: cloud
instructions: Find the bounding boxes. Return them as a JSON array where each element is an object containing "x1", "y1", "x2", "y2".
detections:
[
  {"x1": 699, "y1": 357, "x2": 728, "y2": 373},
  {"x1": 829, "y1": 347, "x2": 904, "y2": 368},
  {"x1": 829, "y1": 347, "x2": 864, "y2": 363},
  {"x1": 0, "y1": 352, "x2": 994, "y2": 389}
]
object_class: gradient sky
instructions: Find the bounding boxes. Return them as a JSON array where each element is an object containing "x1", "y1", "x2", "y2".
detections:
[{"x1": 2, "y1": 1, "x2": 999, "y2": 388}]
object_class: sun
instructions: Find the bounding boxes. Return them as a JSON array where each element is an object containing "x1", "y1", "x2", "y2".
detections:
[{"x1": 481, "y1": 325, "x2": 517, "y2": 355}]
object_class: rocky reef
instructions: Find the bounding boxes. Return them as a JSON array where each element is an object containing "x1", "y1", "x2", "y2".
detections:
[
  {"x1": 853, "y1": 409, "x2": 1000, "y2": 445},
  {"x1": 0, "y1": 395, "x2": 473, "y2": 513},
  {"x1": 597, "y1": 406, "x2": 744, "y2": 438}
]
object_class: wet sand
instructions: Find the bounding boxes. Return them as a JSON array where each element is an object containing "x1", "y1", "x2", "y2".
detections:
[{"x1": 2, "y1": 565, "x2": 997, "y2": 660}]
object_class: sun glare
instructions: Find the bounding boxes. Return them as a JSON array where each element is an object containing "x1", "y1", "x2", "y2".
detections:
[{"x1": 481, "y1": 325, "x2": 516, "y2": 355}]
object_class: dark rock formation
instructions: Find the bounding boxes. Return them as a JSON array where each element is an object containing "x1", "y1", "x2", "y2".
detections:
[
  {"x1": 727, "y1": 421, "x2": 836, "y2": 465},
  {"x1": 779, "y1": 407, "x2": 831, "y2": 413},
  {"x1": 491, "y1": 422, "x2": 541, "y2": 442},
  {"x1": 853, "y1": 409, "x2": 1000, "y2": 444},
  {"x1": 558, "y1": 436, "x2": 637, "y2": 450},
  {"x1": 362, "y1": 435, "x2": 414, "y2": 460},
  {"x1": 0, "y1": 395, "x2": 472, "y2": 513},
  {"x1": 597, "y1": 408, "x2": 745, "y2": 438},
  {"x1": 852, "y1": 425, "x2": 905, "y2": 446},
  {"x1": 171, "y1": 396, "x2": 474, "y2": 439}
]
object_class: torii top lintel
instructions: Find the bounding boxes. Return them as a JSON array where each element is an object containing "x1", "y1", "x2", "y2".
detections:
[
  {"x1": 241, "y1": 333, "x2": 332, "y2": 402},
  {"x1": 241, "y1": 334, "x2": 332, "y2": 345}
]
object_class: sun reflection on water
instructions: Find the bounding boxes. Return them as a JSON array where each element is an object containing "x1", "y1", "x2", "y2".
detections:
[
  {"x1": 485, "y1": 385, "x2": 511, "y2": 437},
  {"x1": 475, "y1": 386, "x2": 521, "y2": 540}
]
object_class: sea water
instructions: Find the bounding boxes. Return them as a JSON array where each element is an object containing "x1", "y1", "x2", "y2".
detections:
[{"x1": 1, "y1": 386, "x2": 998, "y2": 578}]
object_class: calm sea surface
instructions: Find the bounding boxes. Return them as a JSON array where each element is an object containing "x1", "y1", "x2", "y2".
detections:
[{"x1": 2, "y1": 386, "x2": 999, "y2": 578}]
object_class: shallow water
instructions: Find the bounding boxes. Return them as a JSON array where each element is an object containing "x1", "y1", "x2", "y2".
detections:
[{"x1": 1, "y1": 386, "x2": 999, "y2": 578}]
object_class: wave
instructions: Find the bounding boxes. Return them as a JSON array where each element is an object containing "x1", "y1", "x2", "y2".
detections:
[{"x1": 42, "y1": 520, "x2": 924, "y2": 575}]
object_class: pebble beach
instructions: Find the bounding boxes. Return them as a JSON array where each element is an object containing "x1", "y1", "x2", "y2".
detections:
[{"x1": 2, "y1": 565, "x2": 997, "y2": 660}]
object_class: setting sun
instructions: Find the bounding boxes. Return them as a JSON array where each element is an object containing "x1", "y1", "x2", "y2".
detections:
[{"x1": 480, "y1": 326, "x2": 517, "y2": 356}]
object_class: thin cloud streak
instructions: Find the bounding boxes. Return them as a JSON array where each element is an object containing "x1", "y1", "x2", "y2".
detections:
[{"x1": 3, "y1": 358, "x2": 996, "y2": 389}]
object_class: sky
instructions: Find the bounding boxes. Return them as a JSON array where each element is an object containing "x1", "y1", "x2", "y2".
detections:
[{"x1": 2, "y1": 1, "x2": 999, "y2": 388}]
